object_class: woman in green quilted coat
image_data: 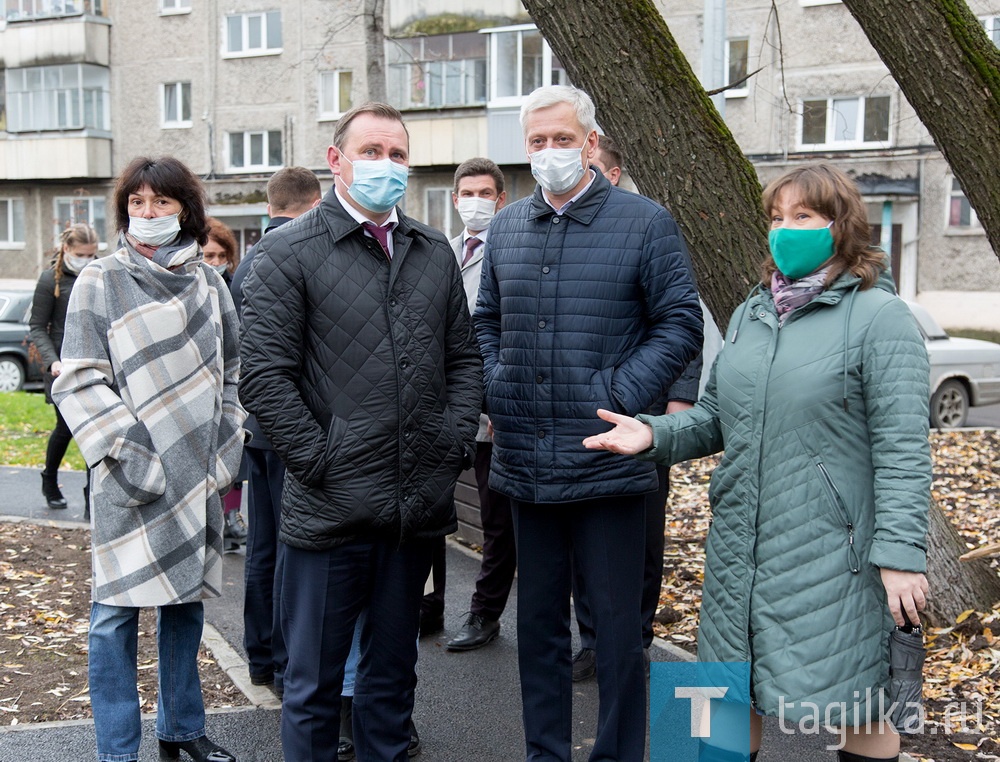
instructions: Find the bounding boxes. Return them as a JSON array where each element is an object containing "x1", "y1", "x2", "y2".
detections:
[{"x1": 584, "y1": 164, "x2": 930, "y2": 762}]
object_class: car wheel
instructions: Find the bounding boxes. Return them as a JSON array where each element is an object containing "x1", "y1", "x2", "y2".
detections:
[
  {"x1": 0, "y1": 356, "x2": 25, "y2": 392},
  {"x1": 930, "y1": 379, "x2": 969, "y2": 429}
]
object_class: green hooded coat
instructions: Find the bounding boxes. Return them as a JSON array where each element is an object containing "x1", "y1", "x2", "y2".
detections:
[{"x1": 639, "y1": 271, "x2": 930, "y2": 725}]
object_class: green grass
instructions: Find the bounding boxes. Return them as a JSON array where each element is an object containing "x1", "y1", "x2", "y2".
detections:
[
  {"x1": 948, "y1": 328, "x2": 1000, "y2": 344},
  {"x1": 0, "y1": 391, "x2": 86, "y2": 470}
]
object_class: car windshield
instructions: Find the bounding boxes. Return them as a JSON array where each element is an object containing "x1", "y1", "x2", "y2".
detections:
[{"x1": 906, "y1": 301, "x2": 949, "y2": 341}]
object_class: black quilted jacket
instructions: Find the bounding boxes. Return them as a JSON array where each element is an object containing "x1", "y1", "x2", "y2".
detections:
[{"x1": 239, "y1": 190, "x2": 482, "y2": 549}]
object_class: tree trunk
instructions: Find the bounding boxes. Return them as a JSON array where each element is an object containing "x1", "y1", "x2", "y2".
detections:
[
  {"x1": 521, "y1": 0, "x2": 767, "y2": 330},
  {"x1": 522, "y1": 0, "x2": 1000, "y2": 622},
  {"x1": 924, "y1": 498, "x2": 1000, "y2": 626},
  {"x1": 364, "y1": 0, "x2": 387, "y2": 102},
  {"x1": 841, "y1": 0, "x2": 1000, "y2": 263}
]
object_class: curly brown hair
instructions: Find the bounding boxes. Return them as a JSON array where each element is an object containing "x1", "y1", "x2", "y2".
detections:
[{"x1": 760, "y1": 164, "x2": 884, "y2": 290}]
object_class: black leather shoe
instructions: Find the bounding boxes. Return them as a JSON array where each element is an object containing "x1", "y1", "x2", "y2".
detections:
[
  {"x1": 408, "y1": 718, "x2": 421, "y2": 757},
  {"x1": 446, "y1": 613, "x2": 500, "y2": 651},
  {"x1": 159, "y1": 735, "x2": 236, "y2": 761},
  {"x1": 419, "y1": 610, "x2": 444, "y2": 638},
  {"x1": 338, "y1": 695, "x2": 354, "y2": 761},
  {"x1": 41, "y1": 471, "x2": 67, "y2": 510},
  {"x1": 572, "y1": 648, "x2": 596, "y2": 682}
]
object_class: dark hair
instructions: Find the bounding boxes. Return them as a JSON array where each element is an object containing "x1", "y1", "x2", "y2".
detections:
[
  {"x1": 113, "y1": 156, "x2": 209, "y2": 245},
  {"x1": 595, "y1": 135, "x2": 623, "y2": 171},
  {"x1": 332, "y1": 102, "x2": 409, "y2": 150},
  {"x1": 760, "y1": 163, "x2": 883, "y2": 290},
  {"x1": 51, "y1": 223, "x2": 99, "y2": 298},
  {"x1": 266, "y1": 166, "x2": 322, "y2": 214},
  {"x1": 205, "y1": 217, "x2": 240, "y2": 271},
  {"x1": 453, "y1": 157, "x2": 505, "y2": 195}
]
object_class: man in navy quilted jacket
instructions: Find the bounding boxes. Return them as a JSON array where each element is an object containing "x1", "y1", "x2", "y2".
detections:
[{"x1": 474, "y1": 85, "x2": 703, "y2": 761}]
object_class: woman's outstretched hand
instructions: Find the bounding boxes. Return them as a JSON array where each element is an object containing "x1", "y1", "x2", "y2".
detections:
[{"x1": 582, "y1": 408, "x2": 654, "y2": 455}]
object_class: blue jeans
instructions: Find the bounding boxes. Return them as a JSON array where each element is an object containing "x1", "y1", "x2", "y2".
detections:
[{"x1": 89, "y1": 601, "x2": 206, "y2": 762}]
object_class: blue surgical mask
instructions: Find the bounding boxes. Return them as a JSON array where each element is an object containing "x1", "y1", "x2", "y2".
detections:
[
  {"x1": 768, "y1": 223, "x2": 835, "y2": 280},
  {"x1": 530, "y1": 147, "x2": 586, "y2": 195},
  {"x1": 341, "y1": 156, "x2": 408, "y2": 214},
  {"x1": 129, "y1": 214, "x2": 181, "y2": 247},
  {"x1": 212, "y1": 263, "x2": 228, "y2": 275}
]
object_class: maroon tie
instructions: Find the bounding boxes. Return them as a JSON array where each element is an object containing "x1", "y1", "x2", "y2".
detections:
[
  {"x1": 462, "y1": 236, "x2": 481, "y2": 266},
  {"x1": 362, "y1": 222, "x2": 391, "y2": 259}
]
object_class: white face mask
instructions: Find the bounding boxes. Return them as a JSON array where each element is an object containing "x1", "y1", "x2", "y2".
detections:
[
  {"x1": 212, "y1": 263, "x2": 229, "y2": 275},
  {"x1": 63, "y1": 254, "x2": 94, "y2": 274},
  {"x1": 456, "y1": 197, "x2": 498, "y2": 232},
  {"x1": 530, "y1": 146, "x2": 586, "y2": 195},
  {"x1": 128, "y1": 213, "x2": 181, "y2": 247}
]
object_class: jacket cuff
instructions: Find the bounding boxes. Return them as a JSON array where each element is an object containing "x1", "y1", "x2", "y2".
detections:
[
  {"x1": 634, "y1": 413, "x2": 666, "y2": 462},
  {"x1": 869, "y1": 539, "x2": 927, "y2": 573}
]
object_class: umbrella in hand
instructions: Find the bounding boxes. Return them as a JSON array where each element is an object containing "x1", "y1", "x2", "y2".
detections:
[{"x1": 888, "y1": 621, "x2": 925, "y2": 735}]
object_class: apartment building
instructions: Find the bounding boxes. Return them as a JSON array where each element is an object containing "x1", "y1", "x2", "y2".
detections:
[{"x1": 1, "y1": 0, "x2": 997, "y2": 328}]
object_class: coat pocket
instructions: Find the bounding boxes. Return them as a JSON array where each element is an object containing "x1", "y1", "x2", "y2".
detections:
[
  {"x1": 816, "y1": 460, "x2": 862, "y2": 574},
  {"x1": 99, "y1": 420, "x2": 166, "y2": 508}
]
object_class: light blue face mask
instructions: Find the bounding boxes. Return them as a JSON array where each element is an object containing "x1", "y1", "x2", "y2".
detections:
[{"x1": 341, "y1": 156, "x2": 409, "y2": 214}]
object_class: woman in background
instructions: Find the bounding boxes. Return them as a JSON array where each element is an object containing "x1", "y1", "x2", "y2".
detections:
[
  {"x1": 203, "y1": 217, "x2": 247, "y2": 549},
  {"x1": 54, "y1": 156, "x2": 245, "y2": 762},
  {"x1": 30, "y1": 223, "x2": 99, "y2": 514}
]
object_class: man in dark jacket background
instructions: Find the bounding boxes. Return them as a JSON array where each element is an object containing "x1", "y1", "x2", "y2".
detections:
[
  {"x1": 239, "y1": 103, "x2": 482, "y2": 762},
  {"x1": 475, "y1": 85, "x2": 703, "y2": 762},
  {"x1": 230, "y1": 166, "x2": 321, "y2": 698}
]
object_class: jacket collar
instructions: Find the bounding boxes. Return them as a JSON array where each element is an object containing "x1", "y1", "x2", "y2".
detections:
[
  {"x1": 318, "y1": 186, "x2": 420, "y2": 245},
  {"x1": 526, "y1": 169, "x2": 612, "y2": 225}
]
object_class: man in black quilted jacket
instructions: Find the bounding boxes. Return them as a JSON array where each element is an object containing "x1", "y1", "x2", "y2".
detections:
[{"x1": 239, "y1": 102, "x2": 482, "y2": 762}]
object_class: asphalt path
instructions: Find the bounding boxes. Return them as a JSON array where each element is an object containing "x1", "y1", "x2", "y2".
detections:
[{"x1": 0, "y1": 462, "x2": 936, "y2": 760}]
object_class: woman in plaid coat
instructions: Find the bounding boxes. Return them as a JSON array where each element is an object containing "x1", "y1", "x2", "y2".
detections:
[{"x1": 53, "y1": 156, "x2": 246, "y2": 762}]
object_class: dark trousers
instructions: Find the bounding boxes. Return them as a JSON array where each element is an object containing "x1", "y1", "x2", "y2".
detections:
[
  {"x1": 513, "y1": 495, "x2": 646, "y2": 762},
  {"x1": 280, "y1": 537, "x2": 434, "y2": 762},
  {"x1": 470, "y1": 441, "x2": 516, "y2": 620},
  {"x1": 44, "y1": 404, "x2": 73, "y2": 476},
  {"x1": 573, "y1": 464, "x2": 669, "y2": 649},
  {"x1": 243, "y1": 447, "x2": 287, "y2": 685},
  {"x1": 421, "y1": 536, "x2": 447, "y2": 620}
]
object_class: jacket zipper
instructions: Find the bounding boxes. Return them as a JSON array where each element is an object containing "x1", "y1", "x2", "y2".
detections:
[{"x1": 817, "y1": 461, "x2": 861, "y2": 574}]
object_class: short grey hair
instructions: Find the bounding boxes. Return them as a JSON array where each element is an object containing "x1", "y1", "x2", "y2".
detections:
[{"x1": 519, "y1": 85, "x2": 598, "y2": 135}]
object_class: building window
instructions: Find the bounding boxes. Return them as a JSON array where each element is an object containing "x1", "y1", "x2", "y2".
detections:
[
  {"x1": 982, "y1": 16, "x2": 1000, "y2": 46},
  {"x1": 161, "y1": 82, "x2": 192, "y2": 128},
  {"x1": 725, "y1": 38, "x2": 749, "y2": 97},
  {"x1": 228, "y1": 130, "x2": 283, "y2": 171},
  {"x1": 425, "y1": 188, "x2": 461, "y2": 239},
  {"x1": 6, "y1": 64, "x2": 110, "y2": 133},
  {"x1": 799, "y1": 95, "x2": 890, "y2": 149},
  {"x1": 5, "y1": 0, "x2": 104, "y2": 21},
  {"x1": 160, "y1": 0, "x2": 190, "y2": 14},
  {"x1": 0, "y1": 199, "x2": 26, "y2": 246},
  {"x1": 486, "y1": 25, "x2": 566, "y2": 108},
  {"x1": 387, "y1": 33, "x2": 487, "y2": 111},
  {"x1": 947, "y1": 177, "x2": 981, "y2": 230},
  {"x1": 54, "y1": 196, "x2": 107, "y2": 244},
  {"x1": 225, "y1": 11, "x2": 282, "y2": 57},
  {"x1": 318, "y1": 70, "x2": 353, "y2": 119}
]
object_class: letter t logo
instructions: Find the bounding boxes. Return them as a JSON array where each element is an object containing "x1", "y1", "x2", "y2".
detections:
[{"x1": 675, "y1": 687, "x2": 729, "y2": 737}]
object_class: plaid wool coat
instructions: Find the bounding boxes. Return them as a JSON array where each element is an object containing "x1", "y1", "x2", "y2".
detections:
[{"x1": 53, "y1": 241, "x2": 246, "y2": 607}]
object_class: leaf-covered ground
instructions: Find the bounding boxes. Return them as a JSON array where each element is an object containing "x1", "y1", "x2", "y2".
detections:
[{"x1": 657, "y1": 430, "x2": 1000, "y2": 762}]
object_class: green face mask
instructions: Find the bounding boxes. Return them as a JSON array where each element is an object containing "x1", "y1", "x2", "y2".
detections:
[{"x1": 768, "y1": 225, "x2": 835, "y2": 280}]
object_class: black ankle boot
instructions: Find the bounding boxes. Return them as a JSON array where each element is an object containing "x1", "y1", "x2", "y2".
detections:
[
  {"x1": 40, "y1": 471, "x2": 67, "y2": 509},
  {"x1": 158, "y1": 736, "x2": 236, "y2": 761}
]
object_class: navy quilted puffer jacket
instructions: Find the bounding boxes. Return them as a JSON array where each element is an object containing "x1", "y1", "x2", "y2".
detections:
[
  {"x1": 474, "y1": 171, "x2": 703, "y2": 503},
  {"x1": 239, "y1": 190, "x2": 483, "y2": 550}
]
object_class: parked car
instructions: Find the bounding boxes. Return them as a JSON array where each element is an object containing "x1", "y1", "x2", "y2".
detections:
[
  {"x1": 0, "y1": 278, "x2": 45, "y2": 392},
  {"x1": 907, "y1": 301, "x2": 1000, "y2": 429}
]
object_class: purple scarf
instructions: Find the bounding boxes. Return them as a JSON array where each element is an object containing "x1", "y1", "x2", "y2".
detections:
[{"x1": 771, "y1": 267, "x2": 831, "y2": 325}]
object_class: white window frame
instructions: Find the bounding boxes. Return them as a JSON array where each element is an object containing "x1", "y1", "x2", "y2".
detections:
[
  {"x1": 0, "y1": 198, "x2": 26, "y2": 249},
  {"x1": 6, "y1": 63, "x2": 111, "y2": 133},
  {"x1": 223, "y1": 11, "x2": 282, "y2": 59},
  {"x1": 318, "y1": 70, "x2": 353, "y2": 120},
  {"x1": 161, "y1": 82, "x2": 192, "y2": 128},
  {"x1": 53, "y1": 196, "x2": 108, "y2": 250},
  {"x1": 227, "y1": 130, "x2": 283, "y2": 173},
  {"x1": 159, "y1": 0, "x2": 190, "y2": 15},
  {"x1": 945, "y1": 176, "x2": 982, "y2": 233},
  {"x1": 725, "y1": 38, "x2": 749, "y2": 99},
  {"x1": 425, "y1": 188, "x2": 459, "y2": 239},
  {"x1": 797, "y1": 95, "x2": 892, "y2": 150},
  {"x1": 485, "y1": 24, "x2": 562, "y2": 109},
  {"x1": 981, "y1": 16, "x2": 1000, "y2": 46}
]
